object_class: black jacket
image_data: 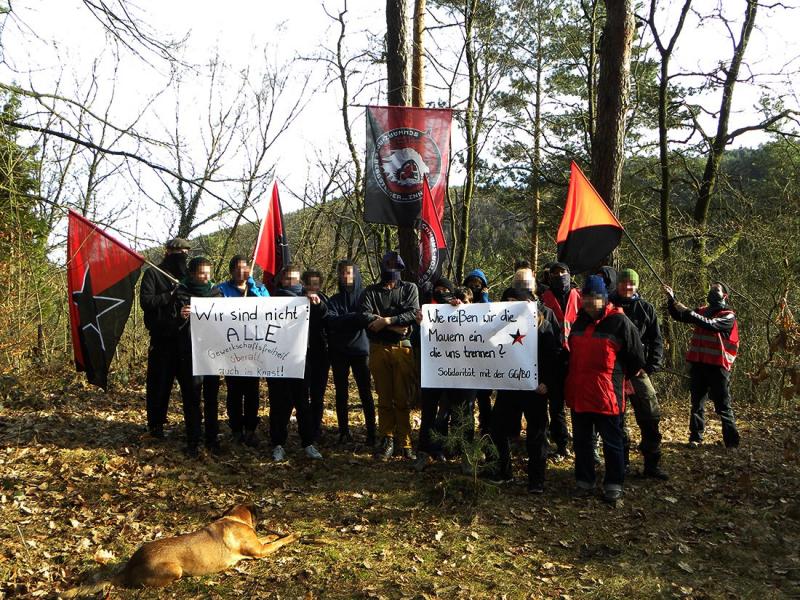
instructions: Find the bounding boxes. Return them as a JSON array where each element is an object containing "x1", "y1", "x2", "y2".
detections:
[
  {"x1": 273, "y1": 287, "x2": 329, "y2": 351},
  {"x1": 359, "y1": 280, "x2": 419, "y2": 344},
  {"x1": 140, "y1": 260, "x2": 182, "y2": 338},
  {"x1": 327, "y1": 266, "x2": 369, "y2": 356},
  {"x1": 174, "y1": 280, "x2": 222, "y2": 352},
  {"x1": 610, "y1": 293, "x2": 664, "y2": 374}
]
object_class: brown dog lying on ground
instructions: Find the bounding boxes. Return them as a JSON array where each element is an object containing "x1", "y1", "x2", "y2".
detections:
[{"x1": 61, "y1": 504, "x2": 299, "y2": 597}]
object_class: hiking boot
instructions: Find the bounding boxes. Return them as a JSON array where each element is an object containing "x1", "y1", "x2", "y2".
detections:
[
  {"x1": 413, "y1": 451, "x2": 430, "y2": 472},
  {"x1": 272, "y1": 445, "x2": 287, "y2": 462},
  {"x1": 304, "y1": 445, "x2": 323, "y2": 460},
  {"x1": 338, "y1": 431, "x2": 354, "y2": 445},
  {"x1": 376, "y1": 436, "x2": 394, "y2": 461},
  {"x1": 643, "y1": 454, "x2": 669, "y2": 480},
  {"x1": 401, "y1": 448, "x2": 416, "y2": 460},
  {"x1": 148, "y1": 425, "x2": 164, "y2": 439},
  {"x1": 688, "y1": 440, "x2": 701, "y2": 449},
  {"x1": 573, "y1": 485, "x2": 595, "y2": 498}
]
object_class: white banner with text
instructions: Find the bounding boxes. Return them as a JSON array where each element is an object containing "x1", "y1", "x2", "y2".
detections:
[{"x1": 420, "y1": 301, "x2": 538, "y2": 390}]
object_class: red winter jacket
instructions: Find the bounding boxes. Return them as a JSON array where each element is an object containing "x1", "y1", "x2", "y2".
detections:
[
  {"x1": 541, "y1": 288, "x2": 581, "y2": 348},
  {"x1": 565, "y1": 303, "x2": 646, "y2": 415}
]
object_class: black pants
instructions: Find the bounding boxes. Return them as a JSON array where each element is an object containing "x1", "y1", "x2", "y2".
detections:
[
  {"x1": 572, "y1": 411, "x2": 625, "y2": 493},
  {"x1": 418, "y1": 388, "x2": 446, "y2": 453},
  {"x1": 177, "y1": 356, "x2": 220, "y2": 447},
  {"x1": 440, "y1": 389, "x2": 477, "y2": 446},
  {"x1": 145, "y1": 336, "x2": 180, "y2": 430},
  {"x1": 490, "y1": 390, "x2": 549, "y2": 485},
  {"x1": 548, "y1": 365, "x2": 570, "y2": 449},
  {"x1": 306, "y1": 348, "x2": 330, "y2": 442},
  {"x1": 689, "y1": 363, "x2": 739, "y2": 447},
  {"x1": 226, "y1": 376, "x2": 260, "y2": 433},
  {"x1": 330, "y1": 353, "x2": 375, "y2": 437},
  {"x1": 476, "y1": 389, "x2": 493, "y2": 435},
  {"x1": 267, "y1": 377, "x2": 313, "y2": 448}
]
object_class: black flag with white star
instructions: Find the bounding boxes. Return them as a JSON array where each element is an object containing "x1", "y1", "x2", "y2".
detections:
[{"x1": 67, "y1": 210, "x2": 145, "y2": 389}]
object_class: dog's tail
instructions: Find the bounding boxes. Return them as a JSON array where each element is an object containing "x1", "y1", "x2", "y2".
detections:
[{"x1": 59, "y1": 573, "x2": 121, "y2": 598}]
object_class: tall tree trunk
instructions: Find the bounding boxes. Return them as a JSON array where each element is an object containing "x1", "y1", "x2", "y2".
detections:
[
  {"x1": 530, "y1": 0, "x2": 543, "y2": 273},
  {"x1": 412, "y1": 0, "x2": 425, "y2": 107},
  {"x1": 590, "y1": 0, "x2": 634, "y2": 216},
  {"x1": 692, "y1": 0, "x2": 757, "y2": 288},
  {"x1": 454, "y1": 0, "x2": 479, "y2": 284},
  {"x1": 649, "y1": 0, "x2": 692, "y2": 366},
  {"x1": 386, "y1": 0, "x2": 417, "y2": 280}
]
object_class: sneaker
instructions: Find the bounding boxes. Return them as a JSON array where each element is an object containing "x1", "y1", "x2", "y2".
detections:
[
  {"x1": 272, "y1": 445, "x2": 287, "y2": 462},
  {"x1": 602, "y1": 488, "x2": 624, "y2": 505},
  {"x1": 527, "y1": 481, "x2": 545, "y2": 494},
  {"x1": 688, "y1": 440, "x2": 701, "y2": 449},
  {"x1": 376, "y1": 436, "x2": 394, "y2": 461},
  {"x1": 485, "y1": 469, "x2": 513, "y2": 485},
  {"x1": 401, "y1": 448, "x2": 416, "y2": 460},
  {"x1": 304, "y1": 445, "x2": 323, "y2": 460}
]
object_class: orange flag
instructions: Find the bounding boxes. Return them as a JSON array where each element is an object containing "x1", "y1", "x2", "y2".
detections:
[{"x1": 556, "y1": 161, "x2": 623, "y2": 273}]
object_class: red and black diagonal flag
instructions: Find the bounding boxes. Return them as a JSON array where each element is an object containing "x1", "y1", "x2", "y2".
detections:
[
  {"x1": 556, "y1": 161, "x2": 623, "y2": 273},
  {"x1": 67, "y1": 210, "x2": 145, "y2": 389},
  {"x1": 364, "y1": 105, "x2": 451, "y2": 226},
  {"x1": 253, "y1": 181, "x2": 290, "y2": 294},
  {"x1": 418, "y1": 176, "x2": 448, "y2": 286}
]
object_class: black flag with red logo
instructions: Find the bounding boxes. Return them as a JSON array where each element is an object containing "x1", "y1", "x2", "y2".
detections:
[
  {"x1": 67, "y1": 210, "x2": 145, "y2": 389},
  {"x1": 418, "y1": 176, "x2": 448, "y2": 286},
  {"x1": 364, "y1": 105, "x2": 451, "y2": 226}
]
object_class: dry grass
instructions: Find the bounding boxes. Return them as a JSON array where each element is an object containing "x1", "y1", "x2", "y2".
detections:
[{"x1": 0, "y1": 366, "x2": 798, "y2": 599}]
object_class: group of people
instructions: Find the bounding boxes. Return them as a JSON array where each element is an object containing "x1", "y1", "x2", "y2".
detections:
[{"x1": 139, "y1": 238, "x2": 741, "y2": 504}]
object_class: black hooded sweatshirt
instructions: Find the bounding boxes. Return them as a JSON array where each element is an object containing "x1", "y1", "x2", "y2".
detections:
[
  {"x1": 327, "y1": 265, "x2": 369, "y2": 356},
  {"x1": 272, "y1": 268, "x2": 328, "y2": 352}
]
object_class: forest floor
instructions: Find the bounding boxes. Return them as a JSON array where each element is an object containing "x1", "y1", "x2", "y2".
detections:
[{"x1": 0, "y1": 366, "x2": 798, "y2": 600}]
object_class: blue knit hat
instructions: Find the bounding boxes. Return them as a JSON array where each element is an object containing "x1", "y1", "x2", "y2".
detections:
[{"x1": 582, "y1": 275, "x2": 608, "y2": 298}]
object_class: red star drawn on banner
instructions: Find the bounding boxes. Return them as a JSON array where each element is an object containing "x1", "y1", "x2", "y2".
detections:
[{"x1": 510, "y1": 329, "x2": 526, "y2": 345}]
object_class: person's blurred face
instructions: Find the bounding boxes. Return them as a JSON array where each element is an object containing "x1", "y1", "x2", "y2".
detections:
[
  {"x1": 465, "y1": 276, "x2": 483, "y2": 290},
  {"x1": 582, "y1": 293, "x2": 606, "y2": 317},
  {"x1": 231, "y1": 260, "x2": 250, "y2": 284},
  {"x1": 616, "y1": 278, "x2": 637, "y2": 299},
  {"x1": 305, "y1": 276, "x2": 322, "y2": 293},
  {"x1": 341, "y1": 265, "x2": 355, "y2": 286},
  {"x1": 193, "y1": 265, "x2": 212, "y2": 284},
  {"x1": 281, "y1": 270, "x2": 301, "y2": 288},
  {"x1": 513, "y1": 268, "x2": 535, "y2": 291}
]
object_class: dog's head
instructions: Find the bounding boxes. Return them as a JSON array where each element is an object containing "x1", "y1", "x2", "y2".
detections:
[{"x1": 224, "y1": 504, "x2": 258, "y2": 529}]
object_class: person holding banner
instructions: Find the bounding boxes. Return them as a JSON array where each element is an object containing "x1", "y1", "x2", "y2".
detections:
[
  {"x1": 487, "y1": 271, "x2": 563, "y2": 493},
  {"x1": 175, "y1": 257, "x2": 223, "y2": 458},
  {"x1": 215, "y1": 255, "x2": 270, "y2": 448},
  {"x1": 327, "y1": 260, "x2": 376, "y2": 446},
  {"x1": 267, "y1": 265, "x2": 325, "y2": 462},
  {"x1": 301, "y1": 269, "x2": 330, "y2": 444},
  {"x1": 139, "y1": 237, "x2": 190, "y2": 439},
  {"x1": 566, "y1": 276, "x2": 645, "y2": 504},
  {"x1": 463, "y1": 268, "x2": 493, "y2": 437},
  {"x1": 360, "y1": 251, "x2": 420, "y2": 461}
]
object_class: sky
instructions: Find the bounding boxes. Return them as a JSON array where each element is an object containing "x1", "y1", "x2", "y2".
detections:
[{"x1": 2, "y1": 0, "x2": 799, "y2": 251}]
